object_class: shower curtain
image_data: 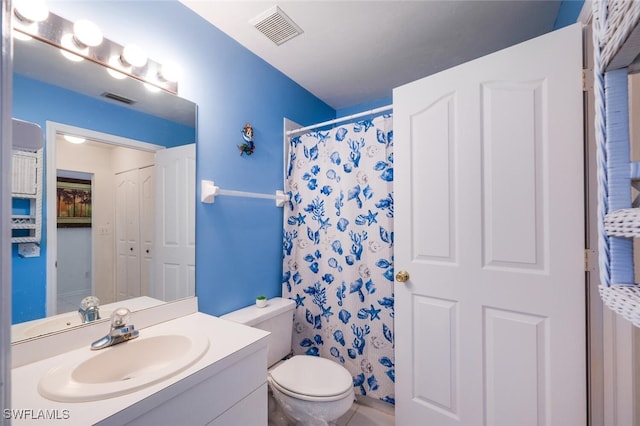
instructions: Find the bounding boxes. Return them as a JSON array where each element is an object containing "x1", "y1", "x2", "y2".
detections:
[{"x1": 282, "y1": 114, "x2": 394, "y2": 405}]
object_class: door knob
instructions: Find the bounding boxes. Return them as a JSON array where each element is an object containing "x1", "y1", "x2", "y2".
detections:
[{"x1": 395, "y1": 270, "x2": 410, "y2": 283}]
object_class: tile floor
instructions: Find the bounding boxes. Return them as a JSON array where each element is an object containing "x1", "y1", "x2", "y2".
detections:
[
  {"x1": 268, "y1": 399, "x2": 394, "y2": 426},
  {"x1": 335, "y1": 402, "x2": 394, "y2": 426}
]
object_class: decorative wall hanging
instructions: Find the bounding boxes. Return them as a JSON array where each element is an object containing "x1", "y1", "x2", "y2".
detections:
[
  {"x1": 238, "y1": 123, "x2": 255, "y2": 156},
  {"x1": 56, "y1": 177, "x2": 92, "y2": 228}
]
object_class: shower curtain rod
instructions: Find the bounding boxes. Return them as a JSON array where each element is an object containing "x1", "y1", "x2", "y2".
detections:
[{"x1": 286, "y1": 104, "x2": 392, "y2": 136}]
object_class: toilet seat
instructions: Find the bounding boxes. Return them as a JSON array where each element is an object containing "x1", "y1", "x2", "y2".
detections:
[
  {"x1": 268, "y1": 355, "x2": 353, "y2": 402},
  {"x1": 269, "y1": 376, "x2": 354, "y2": 402}
]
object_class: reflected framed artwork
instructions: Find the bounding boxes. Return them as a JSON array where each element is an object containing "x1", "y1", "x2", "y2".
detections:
[{"x1": 56, "y1": 177, "x2": 92, "y2": 228}]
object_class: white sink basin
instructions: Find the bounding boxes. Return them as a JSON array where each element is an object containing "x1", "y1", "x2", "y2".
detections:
[{"x1": 38, "y1": 332, "x2": 210, "y2": 402}]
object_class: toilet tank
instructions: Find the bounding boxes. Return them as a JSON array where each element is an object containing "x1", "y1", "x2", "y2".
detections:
[{"x1": 221, "y1": 297, "x2": 295, "y2": 367}]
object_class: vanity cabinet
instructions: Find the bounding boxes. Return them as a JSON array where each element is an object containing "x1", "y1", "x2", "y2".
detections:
[
  {"x1": 207, "y1": 384, "x2": 267, "y2": 425},
  {"x1": 11, "y1": 310, "x2": 270, "y2": 426},
  {"x1": 99, "y1": 347, "x2": 268, "y2": 425}
]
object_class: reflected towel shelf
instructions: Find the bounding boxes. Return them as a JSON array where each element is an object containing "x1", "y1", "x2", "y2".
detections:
[
  {"x1": 200, "y1": 180, "x2": 288, "y2": 207},
  {"x1": 11, "y1": 148, "x2": 43, "y2": 243}
]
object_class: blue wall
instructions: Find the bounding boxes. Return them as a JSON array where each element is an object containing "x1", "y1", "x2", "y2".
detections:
[
  {"x1": 47, "y1": 1, "x2": 335, "y2": 316},
  {"x1": 36, "y1": 1, "x2": 582, "y2": 319},
  {"x1": 554, "y1": 0, "x2": 585, "y2": 30},
  {"x1": 13, "y1": 75, "x2": 195, "y2": 147},
  {"x1": 336, "y1": 96, "x2": 393, "y2": 119},
  {"x1": 11, "y1": 74, "x2": 196, "y2": 323}
]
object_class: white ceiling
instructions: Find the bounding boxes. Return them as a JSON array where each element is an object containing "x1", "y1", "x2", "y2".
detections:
[{"x1": 180, "y1": 0, "x2": 564, "y2": 110}]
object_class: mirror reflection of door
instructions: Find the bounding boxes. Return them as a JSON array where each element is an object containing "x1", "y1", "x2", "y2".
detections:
[
  {"x1": 115, "y1": 165, "x2": 154, "y2": 302},
  {"x1": 153, "y1": 144, "x2": 196, "y2": 301},
  {"x1": 56, "y1": 171, "x2": 93, "y2": 313},
  {"x1": 55, "y1": 134, "x2": 155, "y2": 314}
]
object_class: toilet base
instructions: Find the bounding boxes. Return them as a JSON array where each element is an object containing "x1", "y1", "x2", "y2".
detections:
[
  {"x1": 268, "y1": 380, "x2": 354, "y2": 426},
  {"x1": 268, "y1": 390, "x2": 293, "y2": 426}
]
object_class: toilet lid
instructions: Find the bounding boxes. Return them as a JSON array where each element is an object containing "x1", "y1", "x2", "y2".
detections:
[{"x1": 269, "y1": 355, "x2": 352, "y2": 398}]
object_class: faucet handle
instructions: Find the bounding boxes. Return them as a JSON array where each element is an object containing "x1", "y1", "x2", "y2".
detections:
[
  {"x1": 78, "y1": 296, "x2": 101, "y2": 323},
  {"x1": 110, "y1": 307, "x2": 131, "y2": 328},
  {"x1": 80, "y1": 296, "x2": 100, "y2": 309}
]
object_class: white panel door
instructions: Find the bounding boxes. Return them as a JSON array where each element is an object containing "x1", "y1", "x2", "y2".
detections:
[
  {"x1": 154, "y1": 144, "x2": 195, "y2": 301},
  {"x1": 394, "y1": 24, "x2": 585, "y2": 425},
  {"x1": 115, "y1": 169, "x2": 140, "y2": 301},
  {"x1": 139, "y1": 165, "x2": 154, "y2": 297}
]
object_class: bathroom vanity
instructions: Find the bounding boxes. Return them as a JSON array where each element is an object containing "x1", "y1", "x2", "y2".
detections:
[{"x1": 10, "y1": 300, "x2": 270, "y2": 425}]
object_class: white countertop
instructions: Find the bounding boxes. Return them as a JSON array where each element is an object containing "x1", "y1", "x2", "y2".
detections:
[{"x1": 10, "y1": 312, "x2": 269, "y2": 425}]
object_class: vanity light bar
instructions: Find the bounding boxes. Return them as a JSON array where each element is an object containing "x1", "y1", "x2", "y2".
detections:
[{"x1": 13, "y1": 10, "x2": 179, "y2": 95}]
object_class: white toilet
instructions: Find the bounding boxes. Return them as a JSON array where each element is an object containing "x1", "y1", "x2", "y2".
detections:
[{"x1": 222, "y1": 297, "x2": 355, "y2": 426}]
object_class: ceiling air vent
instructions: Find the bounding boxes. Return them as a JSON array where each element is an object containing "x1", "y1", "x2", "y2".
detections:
[
  {"x1": 101, "y1": 92, "x2": 136, "y2": 105},
  {"x1": 250, "y1": 5, "x2": 303, "y2": 46}
]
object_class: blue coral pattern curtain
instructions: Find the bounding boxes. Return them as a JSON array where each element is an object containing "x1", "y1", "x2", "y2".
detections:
[{"x1": 282, "y1": 114, "x2": 394, "y2": 405}]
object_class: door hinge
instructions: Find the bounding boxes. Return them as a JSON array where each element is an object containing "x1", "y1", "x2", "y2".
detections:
[
  {"x1": 582, "y1": 69, "x2": 594, "y2": 92},
  {"x1": 584, "y1": 248, "x2": 597, "y2": 272}
]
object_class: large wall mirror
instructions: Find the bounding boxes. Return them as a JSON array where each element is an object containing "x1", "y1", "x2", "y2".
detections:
[{"x1": 11, "y1": 29, "x2": 197, "y2": 343}]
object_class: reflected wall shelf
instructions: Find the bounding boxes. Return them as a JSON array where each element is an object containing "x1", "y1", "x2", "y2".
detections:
[{"x1": 11, "y1": 149, "x2": 43, "y2": 244}]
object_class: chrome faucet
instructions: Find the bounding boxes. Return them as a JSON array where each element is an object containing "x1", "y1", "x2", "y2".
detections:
[
  {"x1": 78, "y1": 296, "x2": 101, "y2": 323},
  {"x1": 90, "y1": 307, "x2": 139, "y2": 350}
]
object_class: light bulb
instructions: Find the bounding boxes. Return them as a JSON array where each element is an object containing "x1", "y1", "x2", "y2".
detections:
[
  {"x1": 12, "y1": 29, "x2": 33, "y2": 41},
  {"x1": 107, "y1": 67, "x2": 127, "y2": 80},
  {"x1": 73, "y1": 19, "x2": 103, "y2": 47},
  {"x1": 60, "y1": 33, "x2": 85, "y2": 62},
  {"x1": 14, "y1": 0, "x2": 48, "y2": 23},
  {"x1": 159, "y1": 62, "x2": 181, "y2": 83},
  {"x1": 107, "y1": 55, "x2": 129, "y2": 80},
  {"x1": 12, "y1": 18, "x2": 38, "y2": 38},
  {"x1": 122, "y1": 44, "x2": 147, "y2": 68},
  {"x1": 144, "y1": 82, "x2": 161, "y2": 93},
  {"x1": 64, "y1": 135, "x2": 86, "y2": 144}
]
